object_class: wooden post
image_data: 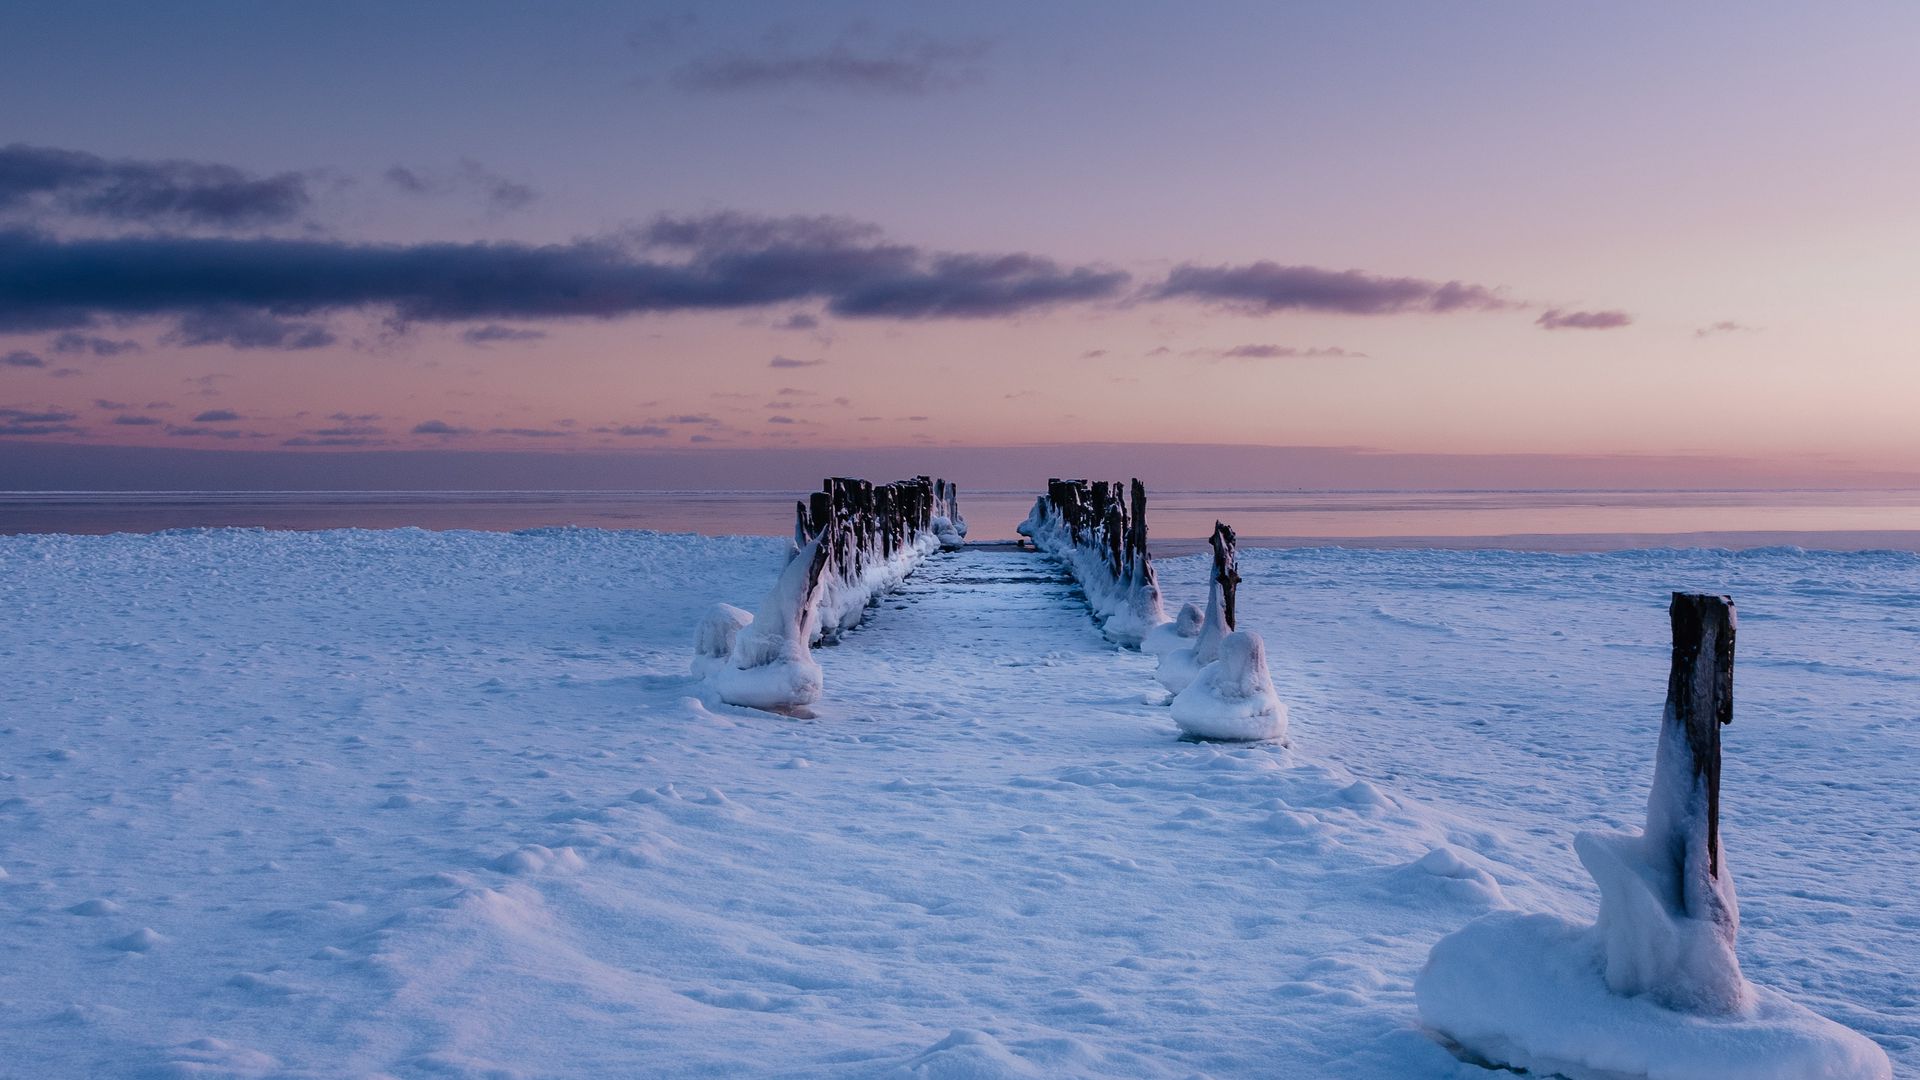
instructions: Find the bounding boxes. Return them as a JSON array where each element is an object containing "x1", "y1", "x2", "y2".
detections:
[
  {"x1": 1665, "y1": 592, "x2": 1736, "y2": 880},
  {"x1": 1209, "y1": 521, "x2": 1240, "y2": 631},
  {"x1": 1129, "y1": 479, "x2": 1149, "y2": 575}
]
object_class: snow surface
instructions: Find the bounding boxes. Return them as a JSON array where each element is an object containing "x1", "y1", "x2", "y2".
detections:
[{"x1": 1, "y1": 529, "x2": 1914, "y2": 1078}]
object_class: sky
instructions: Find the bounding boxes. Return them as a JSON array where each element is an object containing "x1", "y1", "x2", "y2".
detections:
[{"x1": 2, "y1": 1, "x2": 1918, "y2": 490}]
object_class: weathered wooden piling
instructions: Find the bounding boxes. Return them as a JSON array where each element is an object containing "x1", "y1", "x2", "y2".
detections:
[
  {"x1": 1019, "y1": 476, "x2": 1168, "y2": 647},
  {"x1": 1209, "y1": 521, "x2": 1240, "y2": 633},
  {"x1": 1661, "y1": 592, "x2": 1736, "y2": 882}
]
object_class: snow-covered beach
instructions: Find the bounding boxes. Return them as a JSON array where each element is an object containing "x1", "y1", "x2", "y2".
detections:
[{"x1": 1, "y1": 527, "x2": 1913, "y2": 1078}]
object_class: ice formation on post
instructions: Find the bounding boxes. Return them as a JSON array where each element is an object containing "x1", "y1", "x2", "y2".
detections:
[
  {"x1": 708, "y1": 539, "x2": 829, "y2": 711},
  {"x1": 1155, "y1": 522, "x2": 1238, "y2": 694},
  {"x1": 1142, "y1": 600, "x2": 1205, "y2": 658},
  {"x1": 1018, "y1": 477, "x2": 1168, "y2": 647},
  {"x1": 690, "y1": 602, "x2": 753, "y2": 677},
  {"x1": 930, "y1": 479, "x2": 967, "y2": 549},
  {"x1": 699, "y1": 474, "x2": 952, "y2": 709},
  {"x1": 1171, "y1": 630, "x2": 1288, "y2": 742},
  {"x1": 803, "y1": 476, "x2": 948, "y2": 641},
  {"x1": 1415, "y1": 592, "x2": 1891, "y2": 1080}
]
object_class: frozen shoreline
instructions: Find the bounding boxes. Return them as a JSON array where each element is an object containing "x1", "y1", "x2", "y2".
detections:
[{"x1": 1, "y1": 529, "x2": 1911, "y2": 1076}]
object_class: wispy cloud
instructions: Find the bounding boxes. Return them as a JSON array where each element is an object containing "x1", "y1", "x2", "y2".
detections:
[
  {"x1": 0, "y1": 406, "x2": 80, "y2": 436},
  {"x1": 1151, "y1": 262, "x2": 1515, "y2": 316},
  {"x1": 674, "y1": 32, "x2": 991, "y2": 96},
  {"x1": 385, "y1": 160, "x2": 537, "y2": 213},
  {"x1": 460, "y1": 324, "x2": 548, "y2": 346},
  {"x1": 1535, "y1": 308, "x2": 1632, "y2": 331},
  {"x1": 1695, "y1": 320, "x2": 1755, "y2": 338},
  {"x1": 412, "y1": 419, "x2": 472, "y2": 436},
  {"x1": 769, "y1": 355, "x2": 827, "y2": 368},
  {"x1": 166, "y1": 308, "x2": 336, "y2": 350},
  {"x1": 50, "y1": 332, "x2": 140, "y2": 356},
  {"x1": 1194, "y1": 344, "x2": 1367, "y2": 360}
]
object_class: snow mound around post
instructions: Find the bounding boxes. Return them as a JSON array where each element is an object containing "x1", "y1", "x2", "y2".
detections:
[
  {"x1": 690, "y1": 602, "x2": 752, "y2": 677},
  {"x1": 1416, "y1": 912, "x2": 1890, "y2": 1080},
  {"x1": 708, "y1": 539, "x2": 827, "y2": 710},
  {"x1": 1170, "y1": 630, "x2": 1287, "y2": 742},
  {"x1": 1416, "y1": 592, "x2": 1889, "y2": 1079},
  {"x1": 1156, "y1": 577, "x2": 1229, "y2": 694},
  {"x1": 1143, "y1": 601, "x2": 1204, "y2": 658}
]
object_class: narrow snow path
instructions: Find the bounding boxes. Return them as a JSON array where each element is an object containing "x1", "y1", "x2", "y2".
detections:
[{"x1": 316, "y1": 549, "x2": 1508, "y2": 1078}]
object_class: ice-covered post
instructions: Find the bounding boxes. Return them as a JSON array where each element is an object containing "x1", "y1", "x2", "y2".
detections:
[
  {"x1": 1209, "y1": 521, "x2": 1239, "y2": 632},
  {"x1": 1661, "y1": 592, "x2": 1735, "y2": 882}
]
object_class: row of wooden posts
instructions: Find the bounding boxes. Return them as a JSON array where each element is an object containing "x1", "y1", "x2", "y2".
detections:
[
  {"x1": 791, "y1": 475, "x2": 962, "y2": 640},
  {"x1": 1031, "y1": 477, "x2": 1733, "y2": 909}
]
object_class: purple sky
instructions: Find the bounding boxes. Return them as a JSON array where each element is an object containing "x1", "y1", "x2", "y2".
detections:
[{"x1": 3, "y1": 2, "x2": 1917, "y2": 489}]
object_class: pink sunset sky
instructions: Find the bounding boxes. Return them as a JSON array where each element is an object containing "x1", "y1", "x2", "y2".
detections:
[{"x1": 2, "y1": 2, "x2": 1917, "y2": 489}]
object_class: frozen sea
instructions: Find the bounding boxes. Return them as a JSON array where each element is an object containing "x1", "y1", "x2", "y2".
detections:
[
  {"x1": 0, "y1": 526, "x2": 1914, "y2": 1077},
  {"x1": 6, "y1": 487, "x2": 1920, "y2": 551}
]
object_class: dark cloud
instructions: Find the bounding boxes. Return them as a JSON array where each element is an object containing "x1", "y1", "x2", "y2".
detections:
[
  {"x1": 0, "y1": 215, "x2": 1130, "y2": 329},
  {"x1": 688, "y1": 433, "x2": 716, "y2": 443},
  {"x1": 657, "y1": 413, "x2": 720, "y2": 425},
  {"x1": 1695, "y1": 320, "x2": 1754, "y2": 338},
  {"x1": 0, "y1": 406, "x2": 81, "y2": 436},
  {"x1": 0, "y1": 143, "x2": 309, "y2": 228},
  {"x1": 766, "y1": 415, "x2": 797, "y2": 425},
  {"x1": 412, "y1": 419, "x2": 472, "y2": 435},
  {"x1": 283, "y1": 435, "x2": 382, "y2": 447},
  {"x1": 93, "y1": 398, "x2": 128, "y2": 409},
  {"x1": 1079, "y1": 349, "x2": 1108, "y2": 359},
  {"x1": 192, "y1": 409, "x2": 242, "y2": 422},
  {"x1": 1536, "y1": 308, "x2": 1632, "y2": 331},
  {"x1": 308, "y1": 424, "x2": 383, "y2": 437},
  {"x1": 50, "y1": 332, "x2": 140, "y2": 356},
  {"x1": 769, "y1": 355, "x2": 826, "y2": 368},
  {"x1": 489, "y1": 427, "x2": 568, "y2": 438},
  {"x1": 775, "y1": 312, "x2": 819, "y2": 330},
  {"x1": 167, "y1": 307, "x2": 336, "y2": 350},
  {"x1": 611, "y1": 424, "x2": 669, "y2": 437},
  {"x1": 460, "y1": 324, "x2": 548, "y2": 346},
  {"x1": 165, "y1": 424, "x2": 260, "y2": 440},
  {"x1": 112, "y1": 414, "x2": 162, "y2": 426},
  {"x1": 1200, "y1": 344, "x2": 1367, "y2": 360},
  {"x1": 3, "y1": 349, "x2": 46, "y2": 368},
  {"x1": 673, "y1": 33, "x2": 991, "y2": 96},
  {"x1": 328, "y1": 411, "x2": 381, "y2": 422},
  {"x1": 1151, "y1": 262, "x2": 1514, "y2": 315}
]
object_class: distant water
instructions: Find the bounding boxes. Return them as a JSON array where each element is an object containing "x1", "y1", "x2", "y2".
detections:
[{"x1": 4, "y1": 488, "x2": 1920, "y2": 552}]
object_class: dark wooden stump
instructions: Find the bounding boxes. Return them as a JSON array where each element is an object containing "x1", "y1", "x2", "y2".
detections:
[
  {"x1": 1209, "y1": 521, "x2": 1240, "y2": 631},
  {"x1": 1666, "y1": 592, "x2": 1735, "y2": 880}
]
